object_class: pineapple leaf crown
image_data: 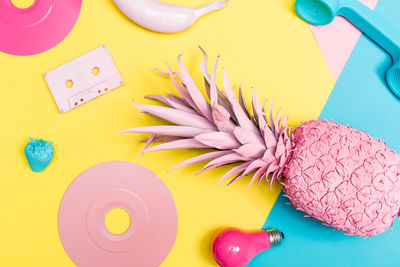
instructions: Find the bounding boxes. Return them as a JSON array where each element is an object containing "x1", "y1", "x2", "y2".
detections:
[{"x1": 120, "y1": 48, "x2": 293, "y2": 186}]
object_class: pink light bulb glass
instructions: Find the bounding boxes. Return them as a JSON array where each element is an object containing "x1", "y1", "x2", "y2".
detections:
[{"x1": 212, "y1": 228, "x2": 284, "y2": 267}]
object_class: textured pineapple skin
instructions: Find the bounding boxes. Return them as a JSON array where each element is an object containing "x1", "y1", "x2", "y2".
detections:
[{"x1": 283, "y1": 120, "x2": 400, "y2": 237}]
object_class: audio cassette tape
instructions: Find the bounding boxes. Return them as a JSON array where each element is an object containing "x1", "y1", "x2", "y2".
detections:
[{"x1": 44, "y1": 45, "x2": 123, "y2": 113}]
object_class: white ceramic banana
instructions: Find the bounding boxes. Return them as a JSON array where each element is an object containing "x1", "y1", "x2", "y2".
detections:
[{"x1": 113, "y1": 0, "x2": 229, "y2": 33}]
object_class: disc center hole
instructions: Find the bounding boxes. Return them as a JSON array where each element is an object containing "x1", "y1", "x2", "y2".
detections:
[
  {"x1": 105, "y1": 208, "x2": 131, "y2": 235},
  {"x1": 11, "y1": 0, "x2": 35, "y2": 9}
]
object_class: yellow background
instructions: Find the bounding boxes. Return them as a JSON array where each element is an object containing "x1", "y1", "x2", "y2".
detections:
[{"x1": 0, "y1": 0, "x2": 334, "y2": 266}]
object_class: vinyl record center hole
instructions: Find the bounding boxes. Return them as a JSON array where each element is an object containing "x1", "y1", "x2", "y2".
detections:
[
  {"x1": 105, "y1": 208, "x2": 131, "y2": 235},
  {"x1": 11, "y1": 0, "x2": 35, "y2": 9}
]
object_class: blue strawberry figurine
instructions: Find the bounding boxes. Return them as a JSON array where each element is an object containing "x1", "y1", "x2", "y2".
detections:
[{"x1": 24, "y1": 137, "x2": 55, "y2": 172}]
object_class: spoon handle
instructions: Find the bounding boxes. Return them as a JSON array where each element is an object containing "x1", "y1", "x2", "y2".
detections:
[{"x1": 339, "y1": 0, "x2": 400, "y2": 59}]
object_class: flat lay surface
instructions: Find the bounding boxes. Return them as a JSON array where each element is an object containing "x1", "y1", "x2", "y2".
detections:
[{"x1": 1, "y1": 0, "x2": 337, "y2": 266}]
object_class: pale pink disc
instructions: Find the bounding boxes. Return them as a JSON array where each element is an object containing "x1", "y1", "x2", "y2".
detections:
[
  {"x1": 58, "y1": 161, "x2": 178, "y2": 267},
  {"x1": 0, "y1": 0, "x2": 82, "y2": 56}
]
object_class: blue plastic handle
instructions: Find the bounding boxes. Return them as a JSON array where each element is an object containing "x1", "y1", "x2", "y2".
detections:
[{"x1": 295, "y1": 0, "x2": 400, "y2": 98}]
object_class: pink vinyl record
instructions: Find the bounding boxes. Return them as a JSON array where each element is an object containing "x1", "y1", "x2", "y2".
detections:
[
  {"x1": 58, "y1": 161, "x2": 178, "y2": 267},
  {"x1": 0, "y1": 0, "x2": 82, "y2": 56}
]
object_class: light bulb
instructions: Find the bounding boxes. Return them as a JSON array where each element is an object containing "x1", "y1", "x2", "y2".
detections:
[{"x1": 212, "y1": 228, "x2": 284, "y2": 267}]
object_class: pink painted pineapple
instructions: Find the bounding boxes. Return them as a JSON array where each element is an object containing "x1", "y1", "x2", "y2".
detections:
[{"x1": 120, "y1": 49, "x2": 400, "y2": 237}]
